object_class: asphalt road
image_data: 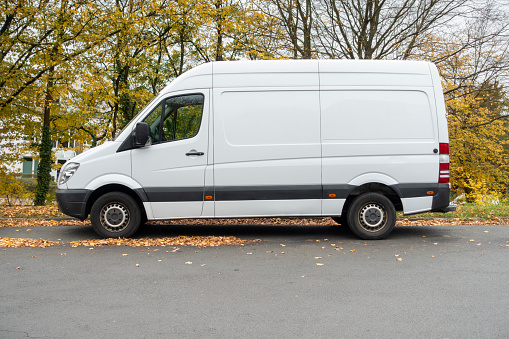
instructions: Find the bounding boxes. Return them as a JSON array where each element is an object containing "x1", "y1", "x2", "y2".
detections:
[{"x1": 1, "y1": 223, "x2": 508, "y2": 339}]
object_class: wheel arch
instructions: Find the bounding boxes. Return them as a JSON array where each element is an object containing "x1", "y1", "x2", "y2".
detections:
[
  {"x1": 85, "y1": 184, "x2": 147, "y2": 222},
  {"x1": 342, "y1": 182, "x2": 403, "y2": 217}
]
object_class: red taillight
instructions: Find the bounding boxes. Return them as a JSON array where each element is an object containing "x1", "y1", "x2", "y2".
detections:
[
  {"x1": 439, "y1": 143, "x2": 449, "y2": 155},
  {"x1": 439, "y1": 143, "x2": 450, "y2": 183}
]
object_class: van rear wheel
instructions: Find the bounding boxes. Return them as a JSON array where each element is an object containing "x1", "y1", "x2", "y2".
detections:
[
  {"x1": 346, "y1": 193, "x2": 395, "y2": 240},
  {"x1": 90, "y1": 192, "x2": 141, "y2": 238}
]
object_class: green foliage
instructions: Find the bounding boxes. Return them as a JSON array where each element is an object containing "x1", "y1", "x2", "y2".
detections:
[
  {"x1": 0, "y1": 167, "x2": 32, "y2": 206},
  {"x1": 34, "y1": 126, "x2": 54, "y2": 206}
]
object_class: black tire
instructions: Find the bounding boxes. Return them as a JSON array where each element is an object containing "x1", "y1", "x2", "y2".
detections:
[
  {"x1": 346, "y1": 193, "x2": 396, "y2": 240},
  {"x1": 90, "y1": 192, "x2": 141, "y2": 238}
]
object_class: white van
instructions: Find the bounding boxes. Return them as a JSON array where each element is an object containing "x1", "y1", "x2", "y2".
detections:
[{"x1": 56, "y1": 60, "x2": 455, "y2": 240}]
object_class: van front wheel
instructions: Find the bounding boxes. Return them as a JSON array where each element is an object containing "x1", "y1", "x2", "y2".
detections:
[
  {"x1": 90, "y1": 192, "x2": 141, "y2": 238},
  {"x1": 346, "y1": 193, "x2": 396, "y2": 240}
]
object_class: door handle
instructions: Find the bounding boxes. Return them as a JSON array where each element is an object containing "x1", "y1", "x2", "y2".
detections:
[{"x1": 186, "y1": 151, "x2": 204, "y2": 156}]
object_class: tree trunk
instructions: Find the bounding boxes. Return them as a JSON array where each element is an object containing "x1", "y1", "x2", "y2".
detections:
[
  {"x1": 34, "y1": 67, "x2": 55, "y2": 206},
  {"x1": 34, "y1": 0, "x2": 69, "y2": 205},
  {"x1": 215, "y1": 0, "x2": 224, "y2": 61},
  {"x1": 118, "y1": 64, "x2": 133, "y2": 129},
  {"x1": 179, "y1": 31, "x2": 185, "y2": 75},
  {"x1": 302, "y1": 0, "x2": 312, "y2": 59}
]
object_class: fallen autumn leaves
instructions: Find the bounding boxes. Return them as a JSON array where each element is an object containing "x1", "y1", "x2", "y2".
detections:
[
  {"x1": 2, "y1": 217, "x2": 509, "y2": 228},
  {"x1": 0, "y1": 219, "x2": 89, "y2": 227},
  {"x1": 396, "y1": 218, "x2": 508, "y2": 226},
  {"x1": 0, "y1": 237, "x2": 60, "y2": 248},
  {"x1": 0, "y1": 236, "x2": 260, "y2": 248},
  {"x1": 0, "y1": 205, "x2": 64, "y2": 219},
  {"x1": 1, "y1": 211, "x2": 507, "y2": 248},
  {"x1": 69, "y1": 236, "x2": 260, "y2": 248}
]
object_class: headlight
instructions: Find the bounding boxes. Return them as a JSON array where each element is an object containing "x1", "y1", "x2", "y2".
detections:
[{"x1": 59, "y1": 162, "x2": 80, "y2": 185}]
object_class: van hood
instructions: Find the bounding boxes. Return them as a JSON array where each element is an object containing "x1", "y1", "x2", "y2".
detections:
[{"x1": 70, "y1": 141, "x2": 121, "y2": 164}]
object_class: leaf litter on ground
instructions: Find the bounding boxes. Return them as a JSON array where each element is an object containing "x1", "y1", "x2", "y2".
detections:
[
  {"x1": 2, "y1": 217, "x2": 509, "y2": 228},
  {"x1": 1, "y1": 236, "x2": 260, "y2": 248},
  {"x1": 0, "y1": 237, "x2": 60, "y2": 248},
  {"x1": 0, "y1": 205, "x2": 64, "y2": 219},
  {"x1": 69, "y1": 236, "x2": 260, "y2": 248}
]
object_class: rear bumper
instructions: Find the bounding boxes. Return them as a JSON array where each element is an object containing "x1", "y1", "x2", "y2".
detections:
[
  {"x1": 56, "y1": 189, "x2": 91, "y2": 220},
  {"x1": 431, "y1": 184, "x2": 456, "y2": 213}
]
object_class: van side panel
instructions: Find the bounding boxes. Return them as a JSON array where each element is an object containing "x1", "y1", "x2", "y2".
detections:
[
  {"x1": 319, "y1": 65, "x2": 440, "y2": 215},
  {"x1": 213, "y1": 86, "x2": 322, "y2": 217},
  {"x1": 320, "y1": 72, "x2": 433, "y2": 87},
  {"x1": 321, "y1": 90, "x2": 435, "y2": 141},
  {"x1": 401, "y1": 196, "x2": 434, "y2": 214}
]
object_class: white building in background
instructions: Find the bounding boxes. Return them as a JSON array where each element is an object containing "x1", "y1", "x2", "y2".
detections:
[{"x1": 10, "y1": 139, "x2": 90, "y2": 180}]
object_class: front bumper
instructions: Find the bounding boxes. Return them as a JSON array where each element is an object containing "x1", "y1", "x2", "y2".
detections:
[
  {"x1": 431, "y1": 184, "x2": 456, "y2": 213},
  {"x1": 56, "y1": 189, "x2": 91, "y2": 220}
]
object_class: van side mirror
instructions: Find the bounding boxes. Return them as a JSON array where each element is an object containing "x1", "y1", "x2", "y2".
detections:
[{"x1": 133, "y1": 122, "x2": 151, "y2": 148}]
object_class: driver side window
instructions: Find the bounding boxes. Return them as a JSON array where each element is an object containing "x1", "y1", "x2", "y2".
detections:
[{"x1": 143, "y1": 94, "x2": 204, "y2": 145}]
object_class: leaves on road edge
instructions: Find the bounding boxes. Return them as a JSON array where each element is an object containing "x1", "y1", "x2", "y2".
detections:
[
  {"x1": 2, "y1": 217, "x2": 509, "y2": 229},
  {"x1": 0, "y1": 219, "x2": 89, "y2": 227},
  {"x1": 1, "y1": 236, "x2": 261, "y2": 248},
  {"x1": 0, "y1": 237, "x2": 60, "y2": 248},
  {"x1": 69, "y1": 236, "x2": 260, "y2": 248}
]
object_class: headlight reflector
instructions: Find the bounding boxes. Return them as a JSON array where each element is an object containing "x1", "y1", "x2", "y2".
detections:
[{"x1": 59, "y1": 162, "x2": 80, "y2": 185}]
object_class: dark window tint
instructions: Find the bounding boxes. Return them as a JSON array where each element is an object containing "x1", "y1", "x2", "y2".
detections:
[
  {"x1": 143, "y1": 94, "x2": 204, "y2": 144},
  {"x1": 162, "y1": 95, "x2": 203, "y2": 141}
]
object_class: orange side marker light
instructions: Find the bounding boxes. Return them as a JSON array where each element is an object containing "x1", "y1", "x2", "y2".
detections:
[
  {"x1": 328, "y1": 193, "x2": 336, "y2": 198},
  {"x1": 427, "y1": 191, "x2": 434, "y2": 195},
  {"x1": 205, "y1": 196, "x2": 213, "y2": 200}
]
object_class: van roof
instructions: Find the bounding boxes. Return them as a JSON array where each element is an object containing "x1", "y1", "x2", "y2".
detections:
[
  {"x1": 163, "y1": 59, "x2": 432, "y2": 93},
  {"x1": 213, "y1": 59, "x2": 431, "y2": 74}
]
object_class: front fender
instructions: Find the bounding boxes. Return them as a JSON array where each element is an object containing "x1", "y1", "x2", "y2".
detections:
[{"x1": 84, "y1": 174, "x2": 143, "y2": 191}]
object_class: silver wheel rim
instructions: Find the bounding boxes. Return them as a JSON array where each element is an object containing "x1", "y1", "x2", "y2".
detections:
[
  {"x1": 100, "y1": 202, "x2": 130, "y2": 233},
  {"x1": 359, "y1": 203, "x2": 385, "y2": 232}
]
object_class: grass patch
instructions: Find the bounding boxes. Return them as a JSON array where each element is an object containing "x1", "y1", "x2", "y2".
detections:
[{"x1": 400, "y1": 203, "x2": 509, "y2": 219}]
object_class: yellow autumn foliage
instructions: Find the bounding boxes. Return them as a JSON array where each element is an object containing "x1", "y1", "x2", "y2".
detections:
[{"x1": 446, "y1": 82, "x2": 509, "y2": 202}]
